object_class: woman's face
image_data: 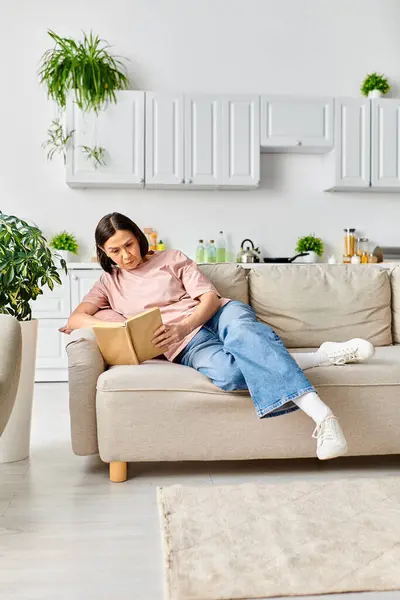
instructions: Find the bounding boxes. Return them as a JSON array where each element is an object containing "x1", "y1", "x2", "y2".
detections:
[{"x1": 102, "y1": 229, "x2": 142, "y2": 270}]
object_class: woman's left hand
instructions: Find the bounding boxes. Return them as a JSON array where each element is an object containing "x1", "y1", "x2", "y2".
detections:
[{"x1": 152, "y1": 322, "x2": 189, "y2": 349}]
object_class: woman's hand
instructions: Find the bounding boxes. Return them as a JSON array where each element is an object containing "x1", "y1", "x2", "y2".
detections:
[
  {"x1": 152, "y1": 322, "x2": 189, "y2": 349},
  {"x1": 58, "y1": 324, "x2": 73, "y2": 335}
]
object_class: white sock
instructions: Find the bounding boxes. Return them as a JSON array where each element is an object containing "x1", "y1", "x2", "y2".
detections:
[
  {"x1": 291, "y1": 352, "x2": 324, "y2": 371},
  {"x1": 293, "y1": 392, "x2": 332, "y2": 425}
]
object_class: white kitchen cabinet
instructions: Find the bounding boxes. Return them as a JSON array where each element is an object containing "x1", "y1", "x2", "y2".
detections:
[
  {"x1": 66, "y1": 91, "x2": 145, "y2": 188},
  {"x1": 221, "y1": 95, "x2": 260, "y2": 187},
  {"x1": 35, "y1": 319, "x2": 69, "y2": 382},
  {"x1": 371, "y1": 99, "x2": 400, "y2": 189},
  {"x1": 31, "y1": 273, "x2": 70, "y2": 319},
  {"x1": 145, "y1": 93, "x2": 185, "y2": 188},
  {"x1": 260, "y1": 95, "x2": 333, "y2": 153},
  {"x1": 34, "y1": 265, "x2": 102, "y2": 382},
  {"x1": 324, "y1": 98, "x2": 371, "y2": 191},
  {"x1": 70, "y1": 270, "x2": 102, "y2": 311},
  {"x1": 145, "y1": 93, "x2": 259, "y2": 189},
  {"x1": 184, "y1": 95, "x2": 223, "y2": 187}
]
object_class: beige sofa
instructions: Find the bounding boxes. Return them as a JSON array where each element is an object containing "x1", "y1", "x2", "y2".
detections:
[{"x1": 66, "y1": 264, "x2": 400, "y2": 482}]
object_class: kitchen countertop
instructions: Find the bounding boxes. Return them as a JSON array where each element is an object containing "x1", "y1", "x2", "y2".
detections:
[{"x1": 66, "y1": 261, "x2": 400, "y2": 270}]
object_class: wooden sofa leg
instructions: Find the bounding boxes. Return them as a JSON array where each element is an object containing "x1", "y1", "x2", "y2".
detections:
[{"x1": 110, "y1": 461, "x2": 127, "y2": 483}]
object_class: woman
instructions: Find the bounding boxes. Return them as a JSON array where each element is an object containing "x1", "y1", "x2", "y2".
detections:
[{"x1": 65, "y1": 213, "x2": 375, "y2": 461}]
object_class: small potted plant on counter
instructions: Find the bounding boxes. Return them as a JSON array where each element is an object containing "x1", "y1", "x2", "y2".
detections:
[
  {"x1": 295, "y1": 234, "x2": 324, "y2": 263},
  {"x1": 50, "y1": 231, "x2": 79, "y2": 263},
  {"x1": 361, "y1": 72, "x2": 390, "y2": 99}
]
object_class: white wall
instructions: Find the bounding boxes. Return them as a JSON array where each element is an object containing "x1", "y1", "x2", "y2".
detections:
[{"x1": 1, "y1": 0, "x2": 400, "y2": 261}]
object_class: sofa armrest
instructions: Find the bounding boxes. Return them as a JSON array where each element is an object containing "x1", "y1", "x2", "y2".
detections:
[{"x1": 66, "y1": 328, "x2": 105, "y2": 456}]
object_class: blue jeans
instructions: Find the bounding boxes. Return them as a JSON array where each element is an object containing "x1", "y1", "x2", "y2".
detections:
[{"x1": 175, "y1": 301, "x2": 315, "y2": 418}]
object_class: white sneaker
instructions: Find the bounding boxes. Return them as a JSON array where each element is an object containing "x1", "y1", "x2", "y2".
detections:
[
  {"x1": 312, "y1": 415, "x2": 348, "y2": 460},
  {"x1": 318, "y1": 338, "x2": 375, "y2": 366}
]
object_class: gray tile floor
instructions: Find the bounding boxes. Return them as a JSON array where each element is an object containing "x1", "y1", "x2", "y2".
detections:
[{"x1": 0, "y1": 382, "x2": 399, "y2": 600}]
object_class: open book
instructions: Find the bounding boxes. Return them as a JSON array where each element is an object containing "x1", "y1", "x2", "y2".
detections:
[{"x1": 92, "y1": 307, "x2": 166, "y2": 366}]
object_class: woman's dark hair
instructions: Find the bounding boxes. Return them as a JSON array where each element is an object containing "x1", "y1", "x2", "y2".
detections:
[{"x1": 95, "y1": 212, "x2": 149, "y2": 273}]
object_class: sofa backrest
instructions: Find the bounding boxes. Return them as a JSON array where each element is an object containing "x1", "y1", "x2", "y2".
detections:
[
  {"x1": 390, "y1": 266, "x2": 400, "y2": 344},
  {"x1": 248, "y1": 264, "x2": 392, "y2": 348},
  {"x1": 198, "y1": 264, "x2": 249, "y2": 304}
]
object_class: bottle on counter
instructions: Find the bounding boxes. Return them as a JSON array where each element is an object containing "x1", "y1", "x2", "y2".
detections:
[
  {"x1": 157, "y1": 240, "x2": 165, "y2": 251},
  {"x1": 207, "y1": 240, "x2": 217, "y2": 263},
  {"x1": 216, "y1": 231, "x2": 226, "y2": 263},
  {"x1": 343, "y1": 228, "x2": 356, "y2": 262},
  {"x1": 196, "y1": 240, "x2": 205, "y2": 263}
]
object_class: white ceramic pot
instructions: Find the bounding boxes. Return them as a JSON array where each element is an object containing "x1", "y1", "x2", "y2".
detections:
[
  {"x1": 56, "y1": 249, "x2": 70, "y2": 263},
  {"x1": 0, "y1": 319, "x2": 38, "y2": 463},
  {"x1": 301, "y1": 251, "x2": 319, "y2": 263},
  {"x1": 368, "y1": 90, "x2": 382, "y2": 99}
]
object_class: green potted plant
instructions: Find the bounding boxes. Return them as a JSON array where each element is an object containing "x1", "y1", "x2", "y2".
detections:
[
  {"x1": 295, "y1": 234, "x2": 324, "y2": 263},
  {"x1": 50, "y1": 231, "x2": 79, "y2": 263},
  {"x1": 361, "y1": 72, "x2": 390, "y2": 99},
  {"x1": 0, "y1": 212, "x2": 67, "y2": 462},
  {"x1": 38, "y1": 30, "x2": 130, "y2": 164}
]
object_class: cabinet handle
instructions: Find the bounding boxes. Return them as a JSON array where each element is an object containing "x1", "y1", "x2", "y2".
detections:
[
  {"x1": 296, "y1": 140, "x2": 302, "y2": 146},
  {"x1": 72, "y1": 275, "x2": 78, "y2": 281},
  {"x1": 187, "y1": 179, "x2": 193, "y2": 184},
  {"x1": 179, "y1": 179, "x2": 184, "y2": 184},
  {"x1": 140, "y1": 178, "x2": 144, "y2": 184}
]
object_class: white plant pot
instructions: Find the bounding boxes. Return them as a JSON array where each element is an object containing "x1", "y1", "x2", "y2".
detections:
[
  {"x1": 301, "y1": 251, "x2": 319, "y2": 263},
  {"x1": 0, "y1": 320, "x2": 38, "y2": 463},
  {"x1": 368, "y1": 90, "x2": 382, "y2": 99},
  {"x1": 56, "y1": 250, "x2": 70, "y2": 263}
]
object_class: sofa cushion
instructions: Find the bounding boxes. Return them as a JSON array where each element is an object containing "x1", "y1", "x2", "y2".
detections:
[
  {"x1": 390, "y1": 266, "x2": 400, "y2": 343},
  {"x1": 198, "y1": 264, "x2": 248, "y2": 304},
  {"x1": 249, "y1": 265, "x2": 392, "y2": 348},
  {"x1": 95, "y1": 347, "x2": 400, "y2": 462}
]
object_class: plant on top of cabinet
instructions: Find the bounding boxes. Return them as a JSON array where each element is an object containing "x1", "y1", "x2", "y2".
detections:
[
  {"x1": 361, "y1": 72, "x2": 390, "y2": 98},
  {"x1": 38, "y1": 30, "x2": 130, "y2": 167},
  {"x1": 0, "y1": 213, "x2": 67, "y2": 321},
  {"x1": 80, "y1": 145, "x2": 107, "y2": 169},
  {"x1": 38, "y1": 30, "x2": 129, "y2": 112},
  {"x1": 295, "y1": 234, "x2": 324, "y2": 263}
]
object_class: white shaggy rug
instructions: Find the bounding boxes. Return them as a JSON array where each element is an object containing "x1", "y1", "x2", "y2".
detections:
[{"x1": 157, "y1": 477, "x2": 400, "y2": 600}]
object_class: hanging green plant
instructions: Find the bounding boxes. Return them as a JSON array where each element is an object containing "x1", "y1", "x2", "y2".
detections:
[
  {"x1": 38, "y1": 30, "x2": 129, "y2": 113},
  {"x1": 80, "y1": 145, "x2": 107, "y2": 169},
  {"x1": 361, "y1": 72, "x2": 390, "y2": 97},
  {"x1": 41, "y1": 118, "x2": 75, "y2": 162}
]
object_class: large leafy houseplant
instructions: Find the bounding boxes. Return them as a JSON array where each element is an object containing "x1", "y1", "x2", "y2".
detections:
[{"x1": 0, "y1": 213, "x2": 67, "y2": 321}]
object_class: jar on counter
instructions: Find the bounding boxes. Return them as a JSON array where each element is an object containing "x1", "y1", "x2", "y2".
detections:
[
  {"x1": 358, "y1": 237, "x2": 370, "y2": 264},
  {"x1": 344, "y1": 228, "x2": 356, "y2": 261}
]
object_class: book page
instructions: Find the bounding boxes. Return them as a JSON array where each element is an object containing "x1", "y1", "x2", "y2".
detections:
[{"x1": 126, "y1": 307, "x2": 167, "y2": 363}]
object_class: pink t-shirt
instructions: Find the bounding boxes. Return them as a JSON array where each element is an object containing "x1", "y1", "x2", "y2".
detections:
[{"x1": 82, "y1": 250, "x2": 230, "y2": 361}]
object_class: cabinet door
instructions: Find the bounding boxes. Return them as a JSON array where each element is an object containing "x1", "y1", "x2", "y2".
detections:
[
  {"x1": 332, "y1": 98, "x2": 371, "y2": 189},
  {"x1": 66, "y1": 91, "x2": 145, "y2": 188},
  {"x1": 36, "y1": 319, "x2": 68, "y2": 371},
  {"x1": 371, "y1": 99, "x2": 400, "y2": 188},
  {"x1": 31, "y1": 272, "x2": 70, "y2": 319},
  {"x1": 184, "y1": 95, "x2": 223, "y2": 187},
  {"x1": 221, "y1": 96, "x2": 260, "y2": 188},
  {"x1": 260, "y1": 96, "x2": 333, "y2": 152},
  {"x1": 145, "y1": 93, "x2": 184, "y2": 187},
  {"x1": 70, "y1": 270, "x2": 102, "y2": 310}
]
